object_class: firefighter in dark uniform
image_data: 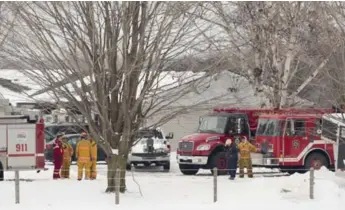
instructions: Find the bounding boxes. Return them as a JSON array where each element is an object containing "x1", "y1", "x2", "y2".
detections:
[{"x1": 225, "y1": 139, "x2": 238, "y2": 180}]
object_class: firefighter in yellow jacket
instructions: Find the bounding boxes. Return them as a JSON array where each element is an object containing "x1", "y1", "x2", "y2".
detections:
[
  {"x1": 76, "y1": 132, "x2": 92, "y2": 180},
  {"x1": 89, "y1": 138, "x2": 97, "y2": 180},
  {"x1": 61, "y1": 136, "x2": 74, "y2": 178},
  {"x1": 237, "y1": 136, "x2": 258, "y2": 178}
]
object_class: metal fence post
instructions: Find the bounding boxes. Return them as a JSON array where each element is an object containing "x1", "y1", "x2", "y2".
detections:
[
  {"x1": 115, "y1": 169, "x2": 120, "y2": 205},
  {"x1": 15, "y1": 170, "x2": 20, "y2": 204},
  {"x1": 309, "y1": 167, "x2": 314, "y2": 199},
  {"x1": 213, "y1": 167, "x2": 217, "y2": 203}
]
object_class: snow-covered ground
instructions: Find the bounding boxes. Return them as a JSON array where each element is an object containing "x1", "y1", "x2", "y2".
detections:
[{"x1": 1, "y1": 152, "x2": 344, "y2": 210}]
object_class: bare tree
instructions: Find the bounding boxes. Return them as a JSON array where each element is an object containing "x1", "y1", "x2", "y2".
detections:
[
  {"x1": 0, "y1": 2, "x2": 30, "y2": 98},
  {"x1": 316, "y1": 2, "x2": 345, "y2": 109},
  {"x1": 5, "y1": 1, "x2": 236, "y2": 193},
  {"x1": 193, "y1": 2, "x2": 341, "y2": 108}
]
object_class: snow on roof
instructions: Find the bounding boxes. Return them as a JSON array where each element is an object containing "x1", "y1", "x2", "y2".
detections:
[
  {"x1": 0, "y1": 69, "x2": 313, "y2": 109},
  {"x1": 161, "y1": 70, "x2": 264, "y2": 108},
  {"x1": 0, "y1": 69, "x2": 52, "y2": 104},
  {"x1": 0, "y1": 69, "x2": 206, "y2": 105},
  {"x1": 0, "y1": 70, "x2": 205, "y2": 103}
]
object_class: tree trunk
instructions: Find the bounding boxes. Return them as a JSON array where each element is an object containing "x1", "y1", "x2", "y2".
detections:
[
  {"x1": 118, "y1": 155, "x2": 127, "y2": 193},
  {"x1": 117, "y1": 139, "x2": 129, "y2": 193},
  {"x1": 105, "y1": 154, "x2": 118, "y2": 193}
]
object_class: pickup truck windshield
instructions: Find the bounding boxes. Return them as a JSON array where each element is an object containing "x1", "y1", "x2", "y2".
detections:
[
  {"x1": 198, "y1": 116, "x2": 228, "y2": 134},
  {"x1": 256, "y1": 119, "x2": 282, "y2": 136},
  {"x1": 136, "y1": 129, "x2": 163, "y2": 139}
]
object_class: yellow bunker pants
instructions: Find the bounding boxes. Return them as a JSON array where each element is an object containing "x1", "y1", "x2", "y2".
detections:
[
  {"x1": 90, "y1": 161, "x2": 97, "y2": 180},
  {"x1": 77, "y1": 161, "x2": 91, "y2": 180},
  {"x1": 61, "y1": 160, "x2": 71, "y2": 178},
  {"x1": 239, "y1": 158, "x2": 253, "y2": 178}
]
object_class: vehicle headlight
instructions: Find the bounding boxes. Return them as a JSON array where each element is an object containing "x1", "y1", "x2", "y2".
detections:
[{"x1": 196, "y1": 144, "x2": 211, "y2": 151}]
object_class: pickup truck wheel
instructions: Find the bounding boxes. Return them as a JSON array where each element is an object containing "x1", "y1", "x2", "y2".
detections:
[
  {"x1": 179, "y1": 164, "x2": 199, "y2": 175},
  {"x1": 126, "y1": 163, "x2": 131, "y2": 170},
  {"x1": 305, "y1": 152, "x2": 328, "y2": 171},
  {"x1": 163, "y1": 162, "x2": 170, "y2": 172},
  {"x1": 0, "y1": 164, "x2": 4, "y2": 181},
  {"x1": 210, "y1": 152, "x2": 228, "y2": 175}
]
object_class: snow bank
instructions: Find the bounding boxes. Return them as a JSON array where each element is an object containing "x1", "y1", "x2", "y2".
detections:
[
  {"x1": 0, "y1": 159, "x2": 343, "y2": 210},
  {"x1": 279, "y1": 167, "x2": 345, "y2": 205}
]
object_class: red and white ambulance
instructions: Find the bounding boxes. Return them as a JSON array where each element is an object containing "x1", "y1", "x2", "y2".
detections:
[{"x1": 0, "y1": 115, "x2": 45, "y2": 181}]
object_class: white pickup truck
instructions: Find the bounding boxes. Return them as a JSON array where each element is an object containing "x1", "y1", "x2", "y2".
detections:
[{"x1": 127, "y1": 127, "x2": 173, "y2": 171}]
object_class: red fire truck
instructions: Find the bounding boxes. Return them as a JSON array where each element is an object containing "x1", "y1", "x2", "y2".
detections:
[
  {"x1": 253, "y1": 113, "x2": 345, "y2": 174},
  {"x1": 0, "y1": 115, "x2": 45, "y2": 181},
  {"x1": 176, "y1": 107, "x2": 334, "y2": 175}
]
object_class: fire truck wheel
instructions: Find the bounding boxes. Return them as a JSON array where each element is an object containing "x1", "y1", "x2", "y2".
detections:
[
  {"x1": 0, "y1": 164, "x2": 3, "y2": 181},
  {"x1": 305, "y1": 152, "x2": 328, "y2": 171},
  {"x1": 210, "y1": 152, "x2": 228, "y2": 176},
  {"x1": 179, "y1": 164, "x2": 199, "y2": 175}
]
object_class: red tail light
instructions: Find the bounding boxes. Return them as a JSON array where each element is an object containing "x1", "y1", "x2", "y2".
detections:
[{"x1": 167, "y1": 144, "x2": 171, "y2": 152}]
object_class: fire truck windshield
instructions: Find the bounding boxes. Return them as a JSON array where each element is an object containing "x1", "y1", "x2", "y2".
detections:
[
  {"x1": 256, "y1": 119, "x2": 282, "y2": 136},
  {"x1": 198, "y1": 116, "x2": 228, "y2": 134}
]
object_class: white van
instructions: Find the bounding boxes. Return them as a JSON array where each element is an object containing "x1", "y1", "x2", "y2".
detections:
[{"x1": 127, "y1": 128, "x2": 173, "y2": 171}]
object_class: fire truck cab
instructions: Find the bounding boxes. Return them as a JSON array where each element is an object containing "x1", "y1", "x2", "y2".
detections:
[
  {"x1": 177, "y1": 108, "x2": 275, "y2": 175},
  {"x1": 0, "y1": 115, "x2": 45, "y2": 181},
  {"x1": 254, "y1": 113, "x2": 345, "y2": 173}
]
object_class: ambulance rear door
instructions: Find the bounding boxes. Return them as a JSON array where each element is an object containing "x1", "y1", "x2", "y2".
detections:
[{"x1": 7, "y1": 123, "x2": 37, "y2": 170}]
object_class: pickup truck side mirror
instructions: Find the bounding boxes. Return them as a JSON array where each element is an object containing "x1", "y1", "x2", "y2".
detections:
[{"x1": 165, "y1": 132, "x2": 174, "y2": 139}]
